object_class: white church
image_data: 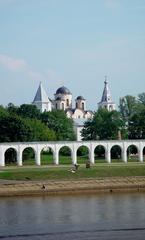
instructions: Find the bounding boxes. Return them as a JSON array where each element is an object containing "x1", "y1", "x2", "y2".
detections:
[{"x1": 32, "y1": 79, "x2": 116, "y2": 140}]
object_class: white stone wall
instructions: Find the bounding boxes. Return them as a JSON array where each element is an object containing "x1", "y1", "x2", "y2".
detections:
[
  {"x1": 55, "y1": 100, "x2": 66, "y2": 110},
  {"x1": 33, "y1": 101, "x2": 52, "y2": 113},
  {"x1": 75, "y1": 99, "x2": 86, "y2": 111},
  {"x1": 73, "y1": 125, "x2": 83, "y2": 141},
  {"x1": 72, "y1": 109, "x2": 85, "y2": 119},
  {"x1": 84, "y1": 111, "x2": 93, "y2": 119},
  {"x1": 54, "y1": 94, "x2": 72, "y2": 110},
  {"x1": 98, "y1": 102, "x2": 116, "y2": 111},
  {"x1": 0, "y1": 140, "x2": 145, "y2": 166}
]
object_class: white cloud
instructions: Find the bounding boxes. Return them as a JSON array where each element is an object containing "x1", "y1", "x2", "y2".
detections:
[
  {"x1": 0, "y1": 54, "x2": 45, "y2": 81},
  {"x1": 0, "y1": 54, "x2": 27, "y2": 71},
  {"x1": 0, "y1": 53, "x2": 64, "y2": 86}
]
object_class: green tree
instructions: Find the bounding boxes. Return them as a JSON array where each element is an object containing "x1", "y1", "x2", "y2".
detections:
[
  {"x1": 0, "y1": 105, "x2": 8, "y2": 116},
  {"x1": 17, "y1": 104, "x2": 41, "y2": 119},
  {"x1": 81, "y1": 109, "x2": 126, "y2": 140},
  {"x1": 138, "y1": 92, "x2": 145, "y2": 105},
  {"x1": 7, "y1": 103, "x2": 18, "y2": 115},
  {"x1": 0, "y1": 114, "x2": 32, "y2": 142},
  {"x1": 119, "y1": 95, "x2": 137, "y2": 121},
  {"x1": 27, "y1": 119, "x2": 56, "y2": 141},
  {"x1": 41, "y1": 110, "x2": 76, "y2": 140},
  {"x1": 119, "y1": 93, "x2": 145, "y2": 139},
  {"x1": 128, "y1": 105, "x2": 145, "y2": 139},
  {"x1": 0, "y1": 112, "x2": 56, "y2": 143}
]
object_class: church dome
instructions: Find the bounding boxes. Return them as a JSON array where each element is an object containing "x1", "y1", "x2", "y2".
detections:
[
  {"x1": 56, "y1": 86, "x2": 71, "y2": 95},
  {"x1": 76, "y1": 95, "x2": 85, "y2": 100}
]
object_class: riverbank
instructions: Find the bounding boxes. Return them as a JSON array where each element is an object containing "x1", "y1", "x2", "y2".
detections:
[
  {"x1": 1, "y1": 163, "x2": 145, "y2": 180},
  {"x1": 0, "y1": 176, "x2": 145, "y2": 197}
]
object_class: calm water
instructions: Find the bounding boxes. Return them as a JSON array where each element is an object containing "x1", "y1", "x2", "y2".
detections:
[{"x1": 0, "y1": 192, "x2": 145, "y2": 240}]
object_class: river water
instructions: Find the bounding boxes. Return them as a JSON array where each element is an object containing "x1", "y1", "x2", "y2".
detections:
[{"x1": 0, "y1": 192, "x2": 145, "y2": 240}]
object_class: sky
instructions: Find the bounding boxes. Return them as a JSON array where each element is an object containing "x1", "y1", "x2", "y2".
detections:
[{"x1": 0, "y1": 0, "x2": 145, "y2": 110}]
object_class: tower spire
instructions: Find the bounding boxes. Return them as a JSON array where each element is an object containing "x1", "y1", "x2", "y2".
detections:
[
  {"x1": 104, "y1": 75, "x2": 107, "y2": 84},
  {"x1": 32, "y1": 82, "x2": 52, "y2": 112},
  {"x1": 101, "y1": 76, "x2": 111, "y2": 102},
  {"x1": 98, "y1": 77, "x2": 116, "y2": 111}
]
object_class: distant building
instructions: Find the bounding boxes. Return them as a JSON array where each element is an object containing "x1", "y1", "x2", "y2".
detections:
[
  {"x1": 32, "y1": 79, "x2": 115, "y2": 140},
  {"x1": 52, "y1": 86, "x2": 94, "y2": 120},
  {"x1": 33, "y1": 84, "x2": 94, "y2": 120}
]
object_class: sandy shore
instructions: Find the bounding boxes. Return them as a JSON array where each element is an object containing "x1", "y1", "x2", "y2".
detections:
[{"x1": 0, "y1": 176, "x2": 145, "y2": 197}]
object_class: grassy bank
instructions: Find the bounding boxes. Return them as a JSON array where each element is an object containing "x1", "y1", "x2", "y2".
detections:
[{"x1": 1, "y1": 163, "x2": 145, "y2": 181}]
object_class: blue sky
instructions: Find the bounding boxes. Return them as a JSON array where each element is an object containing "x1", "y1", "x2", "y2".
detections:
[{"x1": 0, "y1": 0, "x2": 145, "y2": 110}]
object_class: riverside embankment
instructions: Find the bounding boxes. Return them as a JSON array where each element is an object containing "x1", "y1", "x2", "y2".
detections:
[{"x1": 1, "y1": 176, "x2": 145, "y2": 197}]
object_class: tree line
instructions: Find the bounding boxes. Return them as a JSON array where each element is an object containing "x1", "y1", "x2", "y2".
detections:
[
  {"x1": 0, "y1": 103, "x2": 75, "y2": 142},
  {"x1": 82, "y1": 93, "x2": 145, "y2": 140},
  {"x1": 0, "y1": 92, "x2": 145, "y2": 143}
]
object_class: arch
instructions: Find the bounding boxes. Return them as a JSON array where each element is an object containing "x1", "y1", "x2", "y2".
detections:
[
  {"x1": 76, "y1": 145, "x2": 89, "y2": 164},
  {"x1": 94, "y1": 145, "x2": 106, "y2": 163},
  {"x1": 4, "y1": 147, "x2": 17, "y2": 166},
  {"x1": 58, "y1": 146, "x2": 72, "y2": 165},
  {"x1": 127, "y1": 144, "x2": 139, "y2": 162},
  {"x1": 40, "y1": 146, "x2": 54, "y2": 165},
  {"x1": 1, "y1": 140, "x2": 145, "y2": 167},
  {"x1": 22, "y1": 147, "x2": 36, "y2": 165},
  {"x1": 110, "y1": 145, "x2": 122, "y2": 162}
]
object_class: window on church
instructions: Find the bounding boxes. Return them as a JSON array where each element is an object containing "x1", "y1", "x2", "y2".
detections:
[
  {"x1": 82, "y1": 102, "x2": 84, "y2": 110},
  {"x1": 62, "y1": 103, "x2": 64, "y2": 110},
  {"x1": 66, "y1": 99, "x2": 69, "y2": 106},
  {"x1": 76, "y1": 102, "x2": 78, "y2": 108}
]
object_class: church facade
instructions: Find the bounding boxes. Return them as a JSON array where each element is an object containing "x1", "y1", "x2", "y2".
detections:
[
  {"x1": 32, "y1": 84, "x2": 94, "y2": 119},
  {"x1": 32, "y1": 80, "x2": 116, "y2": 140}
]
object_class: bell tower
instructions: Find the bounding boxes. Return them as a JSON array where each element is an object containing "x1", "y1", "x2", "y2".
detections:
[{"x1": 98, "y1": 77, "x2": 116, "y2": 111}]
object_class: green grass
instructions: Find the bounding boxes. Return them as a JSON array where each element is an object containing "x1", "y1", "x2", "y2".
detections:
[
  {"x1": 6, "y1": 154, "x2": 91, "y2": 166},
  {"x1": 5, "y1": 153, "x2": 143, "y2": 167},
  {"x1": 1, "y1": 163, "x2": 145, "y2": 181}
]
